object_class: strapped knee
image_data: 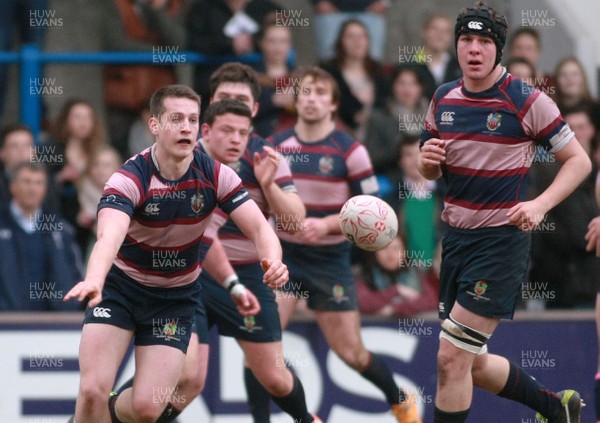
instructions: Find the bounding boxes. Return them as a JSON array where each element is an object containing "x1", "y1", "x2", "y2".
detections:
[{"x1": 439, "y1": 314, "x2": 491, "y2": 355}]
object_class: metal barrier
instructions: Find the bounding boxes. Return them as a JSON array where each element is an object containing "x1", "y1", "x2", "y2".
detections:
[{"x1": 0, "y1": 44, "x2": 295, "y2": 142}]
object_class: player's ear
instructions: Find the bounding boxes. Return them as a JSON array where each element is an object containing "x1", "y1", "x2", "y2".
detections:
[
  {"x1": 251, "y1": 101, "x2": 259, "y2": 118},
  {"x1": 149, "y1": 115, "x2": 160, "y2": 135},
  {"x1": 200, "y1": 122, "x2": 211, "y2": 140}
]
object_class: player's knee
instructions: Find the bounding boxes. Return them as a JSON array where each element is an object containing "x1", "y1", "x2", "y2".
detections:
[
  {"x1": 178, "y1": 368, "x2": 205, "y2": 396},
  {"x1": 78, "y1": 380, "x2": 110, "y2": 411},
  {"x1": 335, "y1": 345, "x2": 369, "y2": 370},
  {"x1": 258, "y1": 368, "x2": 293, "y2": 397},
  {"x1": 131, "y1": 397, "x2": 163, "y2": 423}
]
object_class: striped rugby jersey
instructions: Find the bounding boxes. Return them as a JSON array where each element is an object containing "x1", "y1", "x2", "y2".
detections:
[
  {"x1": 98, "y1": 145, "x2": 250, "y2": 287},
  {"x1": 420, "y1": 71, "x2": 574, "y2": 229},
  {"x1": 270, "y1": 128, "x2": 378, "y2": 245},
  {"x1": 198, "y1": 133, "x2": 297, "y2": 265}
]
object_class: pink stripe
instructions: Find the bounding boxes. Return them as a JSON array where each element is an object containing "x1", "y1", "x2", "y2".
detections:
[
  {"x1": 424, "y1": 102, "x2": 438, "y2": 134},
  {"x1": 127, "y1": 218, "x2": 212, "y2": 248},
  {"x1": 216, "y1": 162, "x2": 244, "y2": 201},
  {"x1": 442, "y1": 204, "x2": 514, "y2": 229},
  {"x1": 345, "y1": 144, "x2": 374, "y2": 179},
  {"x1": 104, "y1": 172, "x2": 141, "y2": 206},
  {"x1": 294, "y1": 178, "x2": 350, "y2": 208},
  {"x1": 522, "y1": 92, "x2": 562, "y2": 141},
  {"x1": 114, "y1": 259, "x2": 200, "y2": 288},
  {"x1": 446, "y1": 139, "x2": 535, "y2": 171}
]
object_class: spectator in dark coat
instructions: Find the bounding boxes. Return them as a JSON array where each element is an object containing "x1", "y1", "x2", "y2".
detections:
[{"x1": 0, "y1": 162, "x2": 83, "y2": 311}]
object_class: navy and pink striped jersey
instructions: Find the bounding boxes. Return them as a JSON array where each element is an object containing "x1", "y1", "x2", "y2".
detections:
[
  {"x1": 420, "y1": 71, "x2": 574, "y2": 229},
  {"x1": 270, "y1": 128, "x2": 378, "y2": 245},
  {"x1": 198, "y1": 133, "x2": 297, "y2": 265},
  {"x1": 98, "y1": 146, "x2": 250, "y2": 288}
]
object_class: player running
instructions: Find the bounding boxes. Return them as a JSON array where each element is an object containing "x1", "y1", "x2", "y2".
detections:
[
  {"x1": 418, "y1": 2, "x2": 590, "y2": 422},
  {"x1": 64, "y1": 84, "x2": 287, "y2": 423},
  {"x1": 263, "y1": 66, "x2": 422, "y2": 423}
]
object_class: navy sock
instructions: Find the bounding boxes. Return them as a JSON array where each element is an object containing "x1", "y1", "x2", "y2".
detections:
[
  {"x1": 108, "y1": 393, "x2": 124, "y2": 423},
  {"x1": 360, "y1": 352, "x2": 404, "y2": 404},
  {"x1": 595, "y1": 373, "x2": 600, "y2": 420},
  {"x1": 244, "y1": 366, "x2": 272, "y2": 423},
  {"x1": 114, "y1": 377, "x2": 134, "y2": 395},
  {"x1": 498, "y1": 361, "x2": 561, "y2": 420},
  {"x1": 433, "y1": 407, "x2": 470, "y2": 423},
  {"x1": 270, "y1": 374, "x2": 313, "y2": 423},
  {"x1": 155, "y1": 402, "x2": 182, "y2": 423}
]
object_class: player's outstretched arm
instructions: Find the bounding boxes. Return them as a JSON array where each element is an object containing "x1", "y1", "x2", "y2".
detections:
[
  {"x1": 254, "y1": 146, "x2": 306, "y2": 233},
  {"x1": 64, "y1": 208, "x2": 131, "y2": 307},
  {"x1": 202, "y1": 237, "x2": 261, "y2": 316},
  {"x1": 295, "y1": 214, "x2": 341, "y2": 244},
  {"x1": 229, "y1": 200, "x2": 288, "y2": 289},
  {"x1": 418, "y1": 139, "x2": 446, "y2": 180},
  {"x1": 508, "y1": 137, "x2": 591, "y2": 231}
]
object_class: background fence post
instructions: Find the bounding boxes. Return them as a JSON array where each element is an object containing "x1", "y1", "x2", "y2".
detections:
[{"x1": 20, "y1": 44, "x2": 42, "y2": 144}]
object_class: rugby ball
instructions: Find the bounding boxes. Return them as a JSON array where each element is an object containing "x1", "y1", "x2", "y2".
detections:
[{"x1": 339, "y1": 195, "x2": 398, "y2": 251}]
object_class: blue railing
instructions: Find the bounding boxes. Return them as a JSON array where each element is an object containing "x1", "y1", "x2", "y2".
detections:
[{"x1": 0, "y1": 44, "x2": 295, "y2": 142}]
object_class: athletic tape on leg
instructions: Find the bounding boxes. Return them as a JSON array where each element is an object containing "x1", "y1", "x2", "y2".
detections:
[{"x1": 439, "y1": 315, "x2": 491, "y2": 355}]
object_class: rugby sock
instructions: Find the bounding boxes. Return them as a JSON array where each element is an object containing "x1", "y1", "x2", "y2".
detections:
[
  {"x1": 270, "y1": 374, "x2": 313, "y2": 423},
  {"x1": 497, "y1": 361, "x2": 562, "y2": 419},
  {"x1": 595, "y1": 372, "x2": 600, "y2": 420},
  {"x1": 244, "y1": 366, "x2": 271, "y2": 423},
  {"x1": 108, "y1": 393, "x2": 125, "y2": 423},
  {"x1": 114, "y1": 377, "x2": 134, "y2": 395},
  {"x1": 359, "y1": 352, "x2": 404, "y2": 404},
  {"x1": 155, "y1": 402, "x2": 182, "y2": 422},
  {"x1": 433, "y1": 406, "x2": 469, "y2": 422}
]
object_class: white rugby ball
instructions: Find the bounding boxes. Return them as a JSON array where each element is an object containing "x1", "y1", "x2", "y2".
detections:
[{"x1": 339, "y1": 195, "x2": 398, "y2": 251}]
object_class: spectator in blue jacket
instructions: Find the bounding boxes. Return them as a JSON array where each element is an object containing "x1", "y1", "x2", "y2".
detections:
[{"x1": 0, "y1": 162, "x2": 83, "y2": 311}]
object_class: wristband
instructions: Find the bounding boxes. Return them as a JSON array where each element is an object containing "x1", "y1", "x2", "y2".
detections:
[
  {"x1": 230, "y1": 283, "x2": 247, "y2": 298},
  {"x1": 223, "y1": 274, "x2": 240, "y2": 291}
]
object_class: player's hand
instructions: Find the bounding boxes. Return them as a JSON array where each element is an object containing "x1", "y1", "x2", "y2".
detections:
[
  {"x1": 254, "y1": 146, "x2": 279, "y2": 188},
  {"x1": 585, "y1": 216, "x2": 600, "y2": 257},
  {"x1": 261, "y1": 258, "x2": 289, "y2": 289},
  {"x1": 419, "y1": 139, "x2": 446, "y2": 168},
  {"x1": 230, "y1": 284, "x2": 261, "y2": 316},
  {"x1": 506, "y1": 200, "x2": 548, "y2": 232},
  {"x1": 64, "y1": 280, "x2": 103, "y2": 307},
  {"x1": 296, "y1": 217, "x2": 329, "y2": 244}
]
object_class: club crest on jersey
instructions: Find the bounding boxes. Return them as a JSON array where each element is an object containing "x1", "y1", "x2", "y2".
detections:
[
  {"x1": 319, "y1": 155, "x2": 333, "y2": 174},
  {"x1": 228, "y1": 160, "x2": 241, "y2": 174},
  {"x1": 486, "y1": 112, "x2": 502, "y2": 131},
  {"x1": 191, "y1": 193, "x2": 204, "y2": 214}
]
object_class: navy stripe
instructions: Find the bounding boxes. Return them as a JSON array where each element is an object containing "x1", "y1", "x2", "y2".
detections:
[
  {"x1": 21, "y1": 357, "x2": 79, "y2": 372},
  {"x1": 445, "y1": 172, "x2": 528, "y2": 206},
  {"x1": 22, "y1": 399, "x2": 76, "y2": 415}
]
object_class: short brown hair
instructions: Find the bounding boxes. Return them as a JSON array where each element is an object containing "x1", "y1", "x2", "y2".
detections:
[
  {"x1": 294, "y1": 66, "x2": 340, "y2": 119},
  {"x1": 209, "y1": 63, "x2": 261, "y2": 102},
  {"x1": 508, "y1": 27, "x2": 541, "y2": 51},
  {"x1": 150, "y1": 84, "x2": 201, "y2": 118},
  {"x1": 203, "y1": 98, "x2": 253, "y2": 126}
]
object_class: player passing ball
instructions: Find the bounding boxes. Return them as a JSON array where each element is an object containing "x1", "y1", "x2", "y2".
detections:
[
  {"x1": 419, "y1": 2, "x2": 590, "y2": 422},
  {"x1": 64, "y1": 84, "x2": 287, "y2": 423}
]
